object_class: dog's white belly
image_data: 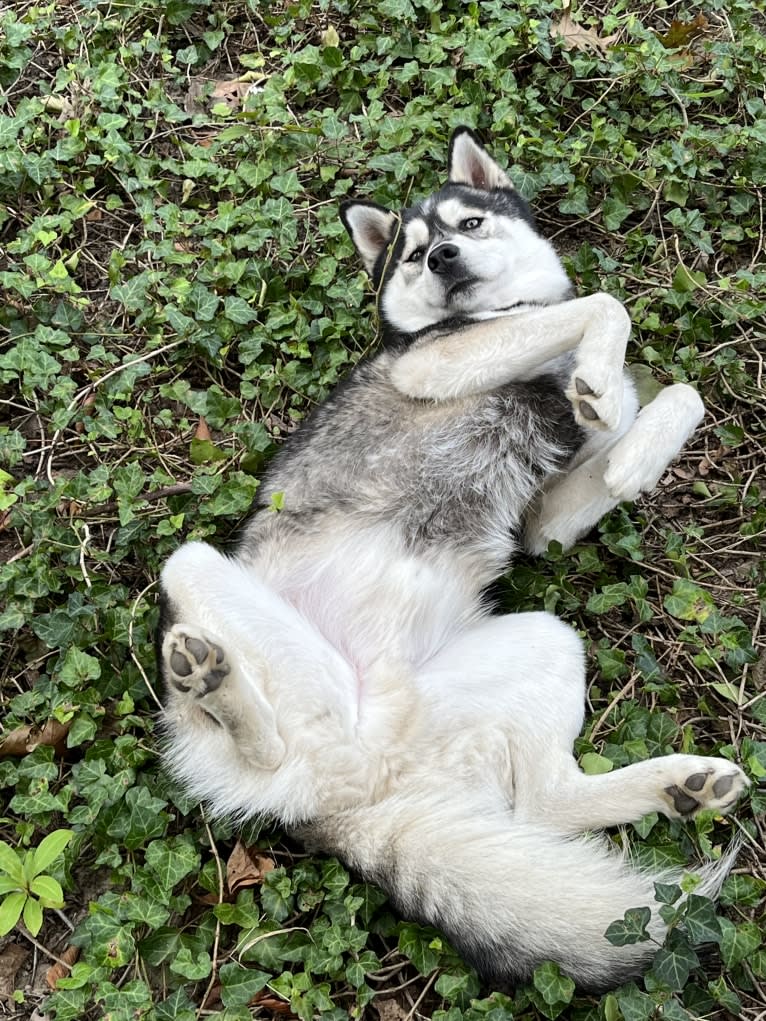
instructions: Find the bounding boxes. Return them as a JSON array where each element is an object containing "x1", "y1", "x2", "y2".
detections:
[{"x1": 256, "y1": 529, "x2": 483, "y2": 676}]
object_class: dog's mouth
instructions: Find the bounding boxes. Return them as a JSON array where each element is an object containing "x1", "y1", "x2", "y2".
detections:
[{"x1": 445, "y1": 277, "x2": 478, "y2": 301}]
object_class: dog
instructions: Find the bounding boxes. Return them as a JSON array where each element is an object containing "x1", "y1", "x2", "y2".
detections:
[{"x1": 157, "y1": 128, "x2": 748, "y2": 991}]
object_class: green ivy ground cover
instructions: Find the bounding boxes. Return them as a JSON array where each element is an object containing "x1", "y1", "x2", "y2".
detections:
[{"x1": 0, "y1": 1, "x2": 764, "y2": 1019}]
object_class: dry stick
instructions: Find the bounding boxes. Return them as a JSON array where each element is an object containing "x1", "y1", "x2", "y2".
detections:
[
  {"x1": 197, "y1": 811, "x2": 225, "y2": 1020},
  {"x1": 44, "y1": 339, "x2": 184, "y2": 485},
  {"x1": 129, "y1": 579, "x2": 164, "y2": 711},
  {"x1": 402, "y1": 968, "x2": 439, "y2": 1021},
  {"x1": 588, "y1": 676, "x2": 637, "y2": 744},
  {"x1": 16, "y1": 924, "x2": 75, "y2": 970},
  {"x1": 93, "y1": 482, "x2": 194, "y2": 517}
]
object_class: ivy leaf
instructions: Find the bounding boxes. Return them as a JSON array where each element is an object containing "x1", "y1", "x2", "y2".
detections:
[
  {"x1": 663, "y1": 579, "x2": 715, "y2": 623},
  {"x1": 604, "y1": 906, "x2": 652, "y2": 946},
  {"x1": 532, "y1": 961, "x2": 576, "y2": 1006},
  {"x1": 650, "y1": 935, "x2": 699, "y2": 990},
  {"x1": 397, "y1": 923, "x2": 443, "y2": 975},
  {"x1": 169, "y1": 947, "x2": 212, "y2": 980},
  {"x1": 144, "y1": 838, "x2": 200, "y2": 892},
  {"x1": 223, "y1": 296, "x2": 258, "y2": 325},
  {"x1": 718, "y1": 917, "x2": 762, "y2": 967},
  {"x1": 682, "y1": 895, "x2": 722, "y2": 945},
  {"x1": 219, "y1": 962, "x2": 271, "y2": 1007},
  {"x1": 615, "y1": 982, "x2": 656, "y2": 1021},
  {"x1": 653, "y1": 881, "x2": 682, "y2": 905},
  {"x1": 586, "y1": 583, "x2": 628, "y2": 613},
  {"x1": 58, "y1": 649, "x2": 101, "y2": 688}
]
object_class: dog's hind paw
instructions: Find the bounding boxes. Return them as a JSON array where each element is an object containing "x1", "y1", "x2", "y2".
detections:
[
  {"x1": 603, "y1": 453, "x2": 662, "y2": 503},
  {"x1": 661, "y1": 757, "x2": 749, "y2": 819},
  {"x1": 163, "y1": 625, "x2": 231, "y2": 696}
]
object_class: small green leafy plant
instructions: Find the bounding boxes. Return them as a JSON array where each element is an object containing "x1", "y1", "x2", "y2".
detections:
[{"x1": 0, "y1": 829, "x2": 73, "y2": 937}]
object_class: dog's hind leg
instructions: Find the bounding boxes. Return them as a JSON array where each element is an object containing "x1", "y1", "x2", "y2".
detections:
[
  {"x1": 162, "y1": 621, "x2": 287, "y2": 771},
  {"x1": 421, "y1": 614, "x2": 748, "y2": 833},
  {"x1": 602, "y1": 382, "x2": 704, "y2": 501},
  {"x1": 517, "y1": 751, "x2": 749, "y2": 833},
  {"x1": 524, "y1": 381, "x2": 704, "y2": 553}
]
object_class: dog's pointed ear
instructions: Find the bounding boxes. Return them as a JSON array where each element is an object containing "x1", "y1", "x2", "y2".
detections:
[
  {"x1": 341, "y1": 201, "x2": 399, "y2": 274},
  {"x1": 448, "y1": 127, "x2": 514, "y2": 191}
]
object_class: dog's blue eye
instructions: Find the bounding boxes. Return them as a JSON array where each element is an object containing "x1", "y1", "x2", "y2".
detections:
[
  {"x1": 408, "y1": 247, "x2": 425, "y2": 263},
  {"x1": 461, "y1": 217, "x2": 483, "y2": 230}
]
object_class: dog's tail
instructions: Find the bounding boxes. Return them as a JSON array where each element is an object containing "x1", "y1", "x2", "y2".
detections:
[{"x1": 304, "y1": 796, "x2": 735, "y2": 992}]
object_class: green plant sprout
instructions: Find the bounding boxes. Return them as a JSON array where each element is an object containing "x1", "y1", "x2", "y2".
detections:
[{"x1": 0, "y1": 830, "x2": 73, "y2": 937}]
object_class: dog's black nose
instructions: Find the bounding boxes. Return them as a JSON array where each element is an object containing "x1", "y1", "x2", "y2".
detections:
[{"x1": 428, "y1": 242, "x2": 460, "y2": 274}]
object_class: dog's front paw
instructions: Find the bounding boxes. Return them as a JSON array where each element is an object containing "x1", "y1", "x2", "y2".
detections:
[
  {"x1": 565, "y1": 370, "x2": 623, "y2": 431},
  {"x1": 660, "y1": 757, "x2": 749, "y2": 819},
  {"x1": 163, "y1": 625, "x2": 231, "y2": 696}
]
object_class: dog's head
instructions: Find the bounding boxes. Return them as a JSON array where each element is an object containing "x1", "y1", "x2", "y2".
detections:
[{"x1": 341, "y1": 128, "x2": 572, "y2": 335}]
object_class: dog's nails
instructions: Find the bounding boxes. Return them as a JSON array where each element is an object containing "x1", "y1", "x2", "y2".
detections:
[
  {"x1": 579, "y1": 401, "x2": 599, "y2": 421},
  {"x1": 574, "y1": 377, "x2": 595, "y2": 396}
]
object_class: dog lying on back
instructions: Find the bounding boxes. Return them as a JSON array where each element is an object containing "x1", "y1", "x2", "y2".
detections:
[{"x1": 157, "y1": 128, "x2": 747, "y2": 991}]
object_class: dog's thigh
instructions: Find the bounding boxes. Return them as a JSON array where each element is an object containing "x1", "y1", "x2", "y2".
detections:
[
  {"x1": 418, "y1": 612, "x2": 587, "y2": 749},
  {"x1": 517, "y1": 752, "x2": 749, "y2": 833}
]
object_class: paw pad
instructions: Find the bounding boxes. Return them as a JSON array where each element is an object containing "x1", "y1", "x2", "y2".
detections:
[
  {"x1": 164, "y1": 628, "x2": 230, "y2": 696},
  {"x1": 662, "y1": 761, "x2": 748, "y2": 819}
]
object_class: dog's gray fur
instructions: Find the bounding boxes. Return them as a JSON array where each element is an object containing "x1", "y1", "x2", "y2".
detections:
[{"x1": 157, "y1": 128, "x2": 745, "y2": 991}]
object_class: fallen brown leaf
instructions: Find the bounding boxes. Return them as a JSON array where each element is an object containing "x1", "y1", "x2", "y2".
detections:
[
  {"x1": 45, "y1": 946, "x2": 79, "y2": 990},
  {"x1": 226, "y1": 840, "x2": 276, "y2": 896},
  {"x1": 74, "y1": 392, "x2": 96, "y2": 434},
  {"x1": 0, "y1": 720, "x2": 71, "y2": 758},
  {"x1": 185, "y1": 78, "x2": 253, "y2": 115},
  {"x1": 0, "y1": 944, "x2": 27, "y2": 1003},
  {"x1": 658, "y1": 14, "x2": 708, "y2": 49},
  {"x1": 251, "y1": 991, "x2": 296, "y2": 1014},
  {"x1": 194, "y1": 416, "x2": 212, "y2": 442},
  {"x1": 376, "y1": 998, "x2": 409, "y2": 1021},
  {"x1": 751, "y1": 648, "x2": 766, "y2": 690},
  {"x1": 551, "y1": 9, "x2": 618, "y2": 54}
]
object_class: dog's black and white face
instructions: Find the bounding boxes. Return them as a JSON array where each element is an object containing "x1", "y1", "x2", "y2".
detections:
[{"x1": 342, "y1": 128, "x2": 572, "y2": 335}]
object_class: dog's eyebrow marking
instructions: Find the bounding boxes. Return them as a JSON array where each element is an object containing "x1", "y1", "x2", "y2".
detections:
[
  {"x1": 403, "y1": 218, "x2": 430, "y2": 252},
  {"x1": 434, "y1": 197, "x2": 488, "y2": 228}
]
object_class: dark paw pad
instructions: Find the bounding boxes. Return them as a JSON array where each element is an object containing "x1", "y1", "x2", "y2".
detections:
[
  {"x1": 166, "y1": 630, "x2": 230, "y2": 696},
  {"x1": 574, "y1": 377, "x2": 596, "y2": 396},
  {"x1": 579, "y1": 400, "x2": 599, "y2": 422},
  {"x1": 170, "y1": 650, "x2": 193, "y2": 678},
  {"x1": 665, "y1": 784, "x2": 700, "y2": 815},
  {"x1": 185, "y1": 636, "x2": 209, "y2": 664},
  {"x1": 685, "y1": 771, "x2": 709, "y2": 792},
  {"x1": 712, "y1": 774, "x2": 735, "y2": 799},
  {"x1": 203, "y1": 667, "x2": 228, "y2": 692}
]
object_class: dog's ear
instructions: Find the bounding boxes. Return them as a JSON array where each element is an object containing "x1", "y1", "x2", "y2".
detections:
[
  {"x1": 340, "y1": 201, "x2": 399, "y2": 274},
  {"x1": 448, "y1": 127, "x2": 514, "y2": 191}
]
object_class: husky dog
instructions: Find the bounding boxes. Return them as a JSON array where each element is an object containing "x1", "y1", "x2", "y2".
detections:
[{"x1": 158, "y1": 129, "x2": 747, "y2": 990}]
